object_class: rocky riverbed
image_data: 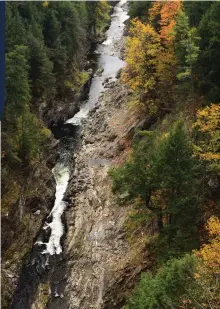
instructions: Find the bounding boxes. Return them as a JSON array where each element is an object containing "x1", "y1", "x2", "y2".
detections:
[
  {"x1": 30, "y1": 76, "x2": 154, "y2": 309},
  {"x1": 55, "y1": 80, "x2": 153, "y2": 309},
  {"x1": 6, "y1": 2, "x2": 154, "y2": 308}
]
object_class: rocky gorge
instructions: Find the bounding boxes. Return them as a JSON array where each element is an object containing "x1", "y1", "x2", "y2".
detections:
[
  {"x1": 62, "y1": 81, "x2": 153, "y2": 309},
  {"x1": 5, "y1": 2, "x2": 153, "y2": 308}
]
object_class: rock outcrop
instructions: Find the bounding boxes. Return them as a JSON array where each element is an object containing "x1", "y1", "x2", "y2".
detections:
[{"x1": 61, "y1": 81, "x2": 152, "y2": 309}]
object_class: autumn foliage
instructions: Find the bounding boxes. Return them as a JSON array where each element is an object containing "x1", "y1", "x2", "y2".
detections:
[
  {"x1": 149, "y1": 0, "x2": 182, "y2": 43},
  {"x1": 123, "y1": 1, "x2": 184, "y2": 110},
  {"x1": 192, "y1": 216, "x2": 220, "y2": 309},
  {"x1": 193, "y1": 104, "x2": 220, "y2": 163},
  {"x1": 122, "y1": 18, "x2": 160, "y2": 102}
]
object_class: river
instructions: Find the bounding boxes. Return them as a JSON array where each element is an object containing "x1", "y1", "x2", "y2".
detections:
[{"x1": 9, "y1": 1, "x2": 128, "y2": 308}]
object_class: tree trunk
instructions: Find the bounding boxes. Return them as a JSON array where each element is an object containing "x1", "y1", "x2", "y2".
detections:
[
  {"x1": 18, "y1": 186, "x2": 25, "y2": 222},
  {"x1": 157, "y1": 212, "x2": 163, "y2": 231},
  {"x1": 146, "y1": 189, "x2": 151, "y2": 209}
]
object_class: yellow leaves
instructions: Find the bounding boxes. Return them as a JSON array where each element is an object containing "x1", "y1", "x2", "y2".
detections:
[
  {"x1": 149, "y1": 1, "x2": 163, "y2": 23},
  {"x1": 206, "y1": 216, "x2": 220, "y2": 239},
  {"x1": 196, "y1": 216, "x2": 220, "y2": 274},
  {"x1": 193, "y1": 104, "x2": 220, "y2": 164},
  {"x1": 123, "y1": 4, "x2": 179, "y2": 110},
  {"x1": 42, "y1": 1, "x2": 49, "y2": 8},
  {"x1": 194, "y1": 104, "x2": 220, "y2": 133},
  {"x1": 122, "y1": 19, "x2": 161, "y2": 101},
  {"x1": 65, "y1": 70, "x2": 89, "y2": 92},
  {"x1": 192, "y1": 216, "x2": 220, "y2": 309},
  {"x1": 156, "y1": 46, "x2": 177, "y2": 84},
  {"x1": 200, "y1": 152, "x2": 220, "y2": 161}
]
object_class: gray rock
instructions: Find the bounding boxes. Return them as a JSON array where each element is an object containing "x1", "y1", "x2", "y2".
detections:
[
  {"x1": 34, "y1": 210, "x2": 41, "y2": 215},
  {"x1": 84, "y1": 136, "x2": 95, "y2": 144},
  {"x1": 87, "y1": 68, "x2": 93, "y2": 76},
  {"x1": 108, "y1": 132, "x2": 117, "y2": 141},
  {"x1": 96, "y1": 68, "x2": 104, "y2": 76}
]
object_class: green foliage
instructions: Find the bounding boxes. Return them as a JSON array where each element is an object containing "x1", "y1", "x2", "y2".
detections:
[
  {"x1": 3, "y1": 1, "x2": 112, "y2": 214},
  {"x1": 17, "y1": 112, "x2": 51, "y2": 164},
  {"x1": 196, "y1": 2, "x2": 220, "y2": 102},
  {"x1": 109, "y1": 121, "x2": 201, "y2": 256},
  {"x1": 124, "y1": 254, "x2": 197, "y2": 309},
  {"x1": 173, "y1": 10, "x2": 200, "y2": 81},
  {"x1": 95, "y1": 0, "x2": 111, "y2": 33},
  {"x1": 5, "y1": 45, "x2": 30, "y2": 120},
  {"x1": 5, "y1": 1, "x2": 111, "y2": 101},
  {"x1": 4, "y1": 43, "x2": 51, "y2": 167},
  {"x1": 113, "y1": 3, "x2": 220, "y2": 309},
  {"x1": 128, "y1": 1, "x2": 151, "y2": 22},
  {"x1": 28, "y1": 35, "x2": 54, "y2": 98},
  {"x1": 3, "y1": 1, "x2": 112, "y2": 168},
  {"x1": 184, "y1": 1, "x2": 213, "y2": 27}
]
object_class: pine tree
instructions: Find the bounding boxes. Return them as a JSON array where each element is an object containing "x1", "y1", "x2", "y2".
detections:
[
  {"x1": 151, "y1": 121, "x2": 201, "y2": 255},
  {"x1": 109, "y1": 122, "x2": 201, "y2": 255},
  {"x1": 173, "y1": 10, "x2": 200, "y2": 81}
]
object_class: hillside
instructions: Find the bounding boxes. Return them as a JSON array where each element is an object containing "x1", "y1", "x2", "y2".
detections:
[{"x1": 2, "y1": 1, "x2": 220, "y2": 309}]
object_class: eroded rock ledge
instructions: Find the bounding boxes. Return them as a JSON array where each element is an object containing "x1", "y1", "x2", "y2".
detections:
[{"x1": 61, "y1": 80, "x2": 152, "y2": 309}]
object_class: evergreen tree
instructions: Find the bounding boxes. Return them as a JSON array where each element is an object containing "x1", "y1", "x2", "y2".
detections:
[
  {"x1": 197, "y1": 2, "x2": 220, "y2": 102},
  {"x1": 109, "y1": 121, "x2": 201, "y2": 255},
  {"x1": 151, "y1": 121, "x2": 200, "y2": 255},
  {"x1": 28, "y1": 35, "x2": 54, "y2": 98},
  {"x1": 124, "y1": 254, "x2": 197, "y2": 309},
  {"x1": 5, "y1": 3, "x2": 27, "y2": 52},
  {"x1": 4, "y1": 45, "x2": 30, "y2": 165},
  {"x1": 173, "y1": 10, "x2": 200, "y2": 81},
  {"x1": 128, "y1": 1, "x2": 151, "y2": 22}
]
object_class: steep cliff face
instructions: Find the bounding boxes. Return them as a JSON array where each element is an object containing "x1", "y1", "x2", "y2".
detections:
[
  {"x1": 2, "y1": 157, "x2": 56, "y2": 309},
  {"x1": 61, "y1": 81, "x2": 153, "y2": 309}
]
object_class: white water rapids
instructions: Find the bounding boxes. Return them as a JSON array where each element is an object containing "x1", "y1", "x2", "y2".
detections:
[
  {"x1": 35, "y1": 0, "x2": 128, "y2": 257},
  {"x1": 43, "y1": 164, "x2": 70, "y2": 255},
  {"x1": 35, "y1": 164, "x2": 70, "y2": 255}
]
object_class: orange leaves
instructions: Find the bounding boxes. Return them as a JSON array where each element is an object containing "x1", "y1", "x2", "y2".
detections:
[
  {"x1": 160, "y1": 1, "x2": 182, "y2": 42},
  {"x1": 122, "y1": 1, "x2": 183, "y2": 107},
  {"x1": 149, "y1": 1, "x2": 163, "y2": 23},
  {"x1": 149, "y1": 0, "x2": 182, "y2": 44}
]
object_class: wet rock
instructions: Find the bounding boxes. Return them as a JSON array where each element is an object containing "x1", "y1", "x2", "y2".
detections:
[
  {"x1": 87, "y1": 68, "x2": 93, "y2": 76},
  {"x1": 96, "y1": 68, "x2": 104, "y2": 76}
]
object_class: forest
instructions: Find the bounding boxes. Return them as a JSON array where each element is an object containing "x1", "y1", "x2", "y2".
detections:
[
  {"x1": 109, "y1": 1, "x2": 220, "y2": 308},
  {"x1": 2, "y1": 1, "x2": 111, "y2": 307},
  {"x1": 2, "y1": 0, "x2": 111, "y2": 214},
  {"x1": 2, "y1": 1, "x2": 220, "y2": 309}
]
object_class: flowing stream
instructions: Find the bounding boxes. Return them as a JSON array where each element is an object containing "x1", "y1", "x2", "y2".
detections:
[
  {"x1": 39, "y1": 0, "x2": 128, "y2": 258},
  {"x1": 9, "y1": 2, "x2": 128, "y2": 308}
]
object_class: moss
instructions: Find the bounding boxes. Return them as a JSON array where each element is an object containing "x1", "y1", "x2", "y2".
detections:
[{"x1": 36, "y1": 282, "x2": 51, "y2": 308}]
